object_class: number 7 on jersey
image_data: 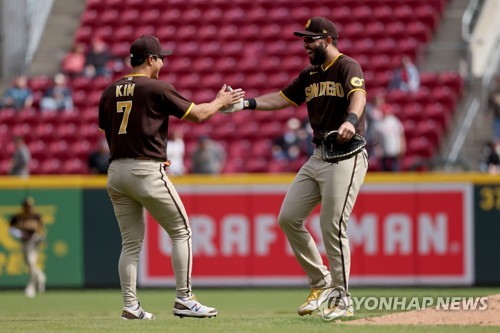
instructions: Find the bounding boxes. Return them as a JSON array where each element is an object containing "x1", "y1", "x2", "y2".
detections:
[{"x1": 117, "y1": 101, "x2": 133, "y2": 134}]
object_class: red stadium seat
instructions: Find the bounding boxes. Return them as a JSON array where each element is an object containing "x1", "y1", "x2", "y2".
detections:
[
  {"x1": 419, "y1": 72, "x2": 440, "y2": 90},
  {"x1": 439, "y1": 71, "x2": 464, "y2": 96},
  {"x1": 407, "y1": 136, "x2": 435, "y2": 158},
  {"x1": 393, "y1": 4, "x2": 413, "y2": 21},
  {"x1": 415, "y1": 4, "x2": 439, "y2": 31},
  {"x1": 100, "y1": 9, "x2": 120, "y2": 27},
  {"x1": 61, "y1": 159, "x2": 87, "y2": 174},
  {"x1": 423, "y1": 102, "x2": 451, "y2": 130},
  {"x1": 402, "y1": 103, "x2": 424, "y2": 122},
  {"x1": 39, "y1": 158, "x2": 62, "y2": 175},
  {"x1": 29, "y1": 76, "x2": 51, "y2": 92},
  {"x1": 407, "y1": 21, "x2": 431, "y2": 43},
  {"x1": 222, "y1": 157, "x2": 245, "y2": 174},
  {"x1": 372, "y1": 5, "x2": 392, "y2": 22},
  {"x1": 416, "y1": 119, "x2": 442, "y2": 147},
  {"x1": 431, "y1": 86, "x2": 457, "y2": 113}
]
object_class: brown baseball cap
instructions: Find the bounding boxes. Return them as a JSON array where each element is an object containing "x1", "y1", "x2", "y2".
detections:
[
  {"x1": 130, "y1": 35, "x2": 173, "y2": 58},
  {"x1": 294, "y1": 17, "x2": 339, "y2": 39}
]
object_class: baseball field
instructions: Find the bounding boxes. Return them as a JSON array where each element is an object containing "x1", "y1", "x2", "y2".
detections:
[{"x1": 2, "y1": 287, "x2": 499, "y2": 332}]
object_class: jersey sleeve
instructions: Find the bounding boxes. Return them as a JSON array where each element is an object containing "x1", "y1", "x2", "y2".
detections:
[
  {"x1": 342, "y1": 59, "x2": 366, "y2": 100},
  {"x1": 280, "y1": 68, "x2": 311, "y2": 107},
  {"x1": 162, "y1": 83, "x2": 194, "y2": 119}
]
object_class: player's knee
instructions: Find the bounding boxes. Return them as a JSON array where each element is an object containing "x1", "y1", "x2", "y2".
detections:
[{"x1": 278, "y1": 211, "x2": 295, "y2": 230}]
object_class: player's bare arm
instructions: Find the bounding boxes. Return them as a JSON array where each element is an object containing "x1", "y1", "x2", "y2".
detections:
[
  {"x1": 220, "y1": 91, "x2": 292, "y2": 114},
  {"x1": 337, "y1": 90, "x2": 366, "y2": 143},
  {"x1": 253, "y1": 92, "x2": 292, "y2": 111},
  {"x1": 185, "y1": 85, "x2": 244, "y2": 122}
]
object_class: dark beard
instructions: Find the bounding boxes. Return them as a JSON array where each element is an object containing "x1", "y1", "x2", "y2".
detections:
[{"x1": 310, "y1": 45, "x2": 327, "y2": 65}]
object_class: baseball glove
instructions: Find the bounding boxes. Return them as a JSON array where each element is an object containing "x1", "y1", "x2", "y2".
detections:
[{"x1": 321, "y1": 130, "x2": 366, "y2": 163}]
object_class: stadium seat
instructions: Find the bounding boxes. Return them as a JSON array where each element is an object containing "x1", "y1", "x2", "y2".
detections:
[
  {"x1": 222, "y1": 157, "x2": 245, "y2": 174},
  {"x1": 407, "y1": 136, "x2": 435, "y2": 158},
  {"x1": 39, "y1": 158, "x2": 62, "y2": 175},
  {"x1": 244, "y1": 157, "x2": 269, "y2": 173},
  {"x1": 0, "y1": 0, "x2": 456, "y2": 174},
  {"x1": 417, "y1": 119, "x2": 442, "y2": 147},
  {"x1": 423, "y1": 102, "x2": 450, "y2": 130},
  {"x1": 415, "y1": 3, "x2": 439, "y2": 31}
]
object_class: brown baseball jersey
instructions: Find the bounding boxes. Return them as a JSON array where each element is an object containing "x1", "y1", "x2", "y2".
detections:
[
  {"x1": 98, "y1": 74, "x2": 194, "y2": 161},
  {"x1": 10, "y1": 212, "x2": 43, "y2": 241},
  {"x1": 280, "y1": 53, "x2": 366, "y2": 144}
]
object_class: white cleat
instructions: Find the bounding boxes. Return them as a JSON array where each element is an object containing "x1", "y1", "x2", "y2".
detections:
[
  {"x1": 297, "y1": 287, "x2": 331, "y2": 316},
  {"x1": 25, "y1": 285, "x2": 36, "y2": 298},
  {"x1": 173, "y1": 295, "x2": 217, "y2": 318},
  {"x1": 121, "y1": 303, "x2": 155, "y2": 320}
]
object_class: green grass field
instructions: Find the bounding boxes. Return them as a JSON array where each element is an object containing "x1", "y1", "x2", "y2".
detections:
[{"x1": 1, "y1": 287, "x2": 499, "y2": 333}]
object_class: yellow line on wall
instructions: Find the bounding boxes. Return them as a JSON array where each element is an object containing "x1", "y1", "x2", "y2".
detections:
[{"x1": 0, "y1": 172, "x2": 500, "y2": 189}]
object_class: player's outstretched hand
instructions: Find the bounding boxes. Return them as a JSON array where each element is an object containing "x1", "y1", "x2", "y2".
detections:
[
  {"x1": 220, "y1": 86, "x2": 244, "y2": 114},
  {"x1": 217, "y1": 85, "x2": 244, "y2": 112}
]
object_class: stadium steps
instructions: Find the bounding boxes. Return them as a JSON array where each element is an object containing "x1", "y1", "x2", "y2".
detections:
[
  {"x1": 28, "y1": 0, "x2": 85, "y2": 76},
  {"x1": 420, "y1": 0, "x2": 470, "y2": 72},
  {"x1": 421, "y1": 0, "x2": 483, "y2": 170}
]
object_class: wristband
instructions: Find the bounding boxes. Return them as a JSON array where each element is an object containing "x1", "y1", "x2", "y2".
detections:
[
  {"x1": 243, "y1": 98, "x2": 257, "y2": 110},
  {"x1": 346, "y1": 112, "x2": 358, "y2": 126}
]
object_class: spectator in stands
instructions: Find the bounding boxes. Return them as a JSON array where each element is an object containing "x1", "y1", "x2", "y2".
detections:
[
  {"x1": 191, "y1": 135, "x2": 226, "y2": 174},
  {"x1": 274, "y1": 118, "x2": 313, "y2": 161},
  {"x1": 40, "y1": 73, "x2": 74, "y2": 112},
  {"x1": 488, "y1": 74, "x2": 500, "y2": 142},
  {"x1": 364, "y1": 94, "x2": 385, "y2": 153},
  {"x1": 87, "y1": 139, "x2": 110, "y2": 174},
  {"x1": 9, "y1": 136, "x2": 31, "y2": 177},
  {"x1": 84, "y1": 38, "x2": 113, "y2": 78},
  {"x1": 388, "y1": 56, "x2": 420, "y2": 93},
  {"x1": 373, "y1": 102, "x2": 406, "y2": 171},
  {"x1": 166, "y1": 130, "x2": 186, "y2": 176},
  {"x1": 275, "y1": 118, "x2": 303, "y2": 161},
  {"x1": 61, "y1": 43, "x2": 86, "y2": 78},
  {"x1": 271, "y1": 143, "x2": 288, "y2": 161},
  {"x1": 0, "y1": 75, "x2": 33, "y2": 111},
  {"x1": 479, "y1": 140, "x2": 499, "y2": 174}
]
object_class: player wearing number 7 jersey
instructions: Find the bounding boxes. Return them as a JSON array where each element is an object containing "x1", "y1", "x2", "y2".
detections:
[{"x1": 98, "y1": 35, "x2": 244, "y2": 319}]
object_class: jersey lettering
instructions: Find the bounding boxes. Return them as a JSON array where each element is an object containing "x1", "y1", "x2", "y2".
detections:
[
  {"x1": 117, "y1": 101, "x2": 133, "y2": 134},
  {"x1": 116, "y1": 83, "x2": 135, "y2": 97},
  {"x1": 305, "y1": 81, "x2": 344, "y2": 102}
]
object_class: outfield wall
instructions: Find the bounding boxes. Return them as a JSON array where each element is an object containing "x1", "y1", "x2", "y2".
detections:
[{"x1": 0, "y1": 173, "x2": 499, "y2": 288}]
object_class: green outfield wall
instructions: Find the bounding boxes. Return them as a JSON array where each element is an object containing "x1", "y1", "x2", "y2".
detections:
[{"x1": 0, "y1": 173, "x2": 499, "y2": 288}]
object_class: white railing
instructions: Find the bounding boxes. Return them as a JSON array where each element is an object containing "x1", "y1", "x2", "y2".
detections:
[{"x1": 0, "y1": 0, "x2": 53, "y2": 80}]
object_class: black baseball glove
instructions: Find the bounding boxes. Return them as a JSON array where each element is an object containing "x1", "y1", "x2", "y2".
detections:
[{"x1": 321, "y1": 130, "x2": 366, "y2": 163}]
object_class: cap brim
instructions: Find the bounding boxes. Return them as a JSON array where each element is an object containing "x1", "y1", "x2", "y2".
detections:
[
  {"x1": 159, "y1": 49, "x2": 173, "y2": 56},
  {"x1": 293, "y1": 31, "x2": 325, "y2": 37}
]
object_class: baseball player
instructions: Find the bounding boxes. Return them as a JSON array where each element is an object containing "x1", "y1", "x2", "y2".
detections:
[
  {"x1": 222, "y1": 17, "x2": 368, "y2": 319},
  {"x1": 9, "y1": 197, "x2": 46, "y2": 298},
  {"x1": 98, "y1": 35, "x2": 244, "y2": 320}
]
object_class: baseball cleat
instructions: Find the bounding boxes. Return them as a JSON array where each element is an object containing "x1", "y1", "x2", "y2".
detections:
[
  {"x1": 173, "y1": 295, "x2": 217, "y2": 318},
  {"x1": 297, "y1": 287, "x2": 331, "y2": 316},
  {"x1": 318, "y1": 304, "x2": 354, "y2": 321},
  {"x1": 121, "y1": 303, "x2": 155, "y2": 320},
  {"x1": 37, "y1": 274, "x2": 46, "y2": 293},
  {"x1": 25, "y1": 285, "x2": 36, "y2": 298}
]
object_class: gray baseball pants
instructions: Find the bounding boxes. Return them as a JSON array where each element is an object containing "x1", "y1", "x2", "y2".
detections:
[
  {"x1": 107, "y1": 159, "x2": 192, "y2": 307},
  {"x1": 278, "y1": 148, "x2": 368, "y2": 293}
]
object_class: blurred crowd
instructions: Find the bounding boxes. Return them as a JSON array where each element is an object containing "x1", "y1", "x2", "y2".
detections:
[{"x1": 2, "y1": 34, "x2": 498, "y2": 175}]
